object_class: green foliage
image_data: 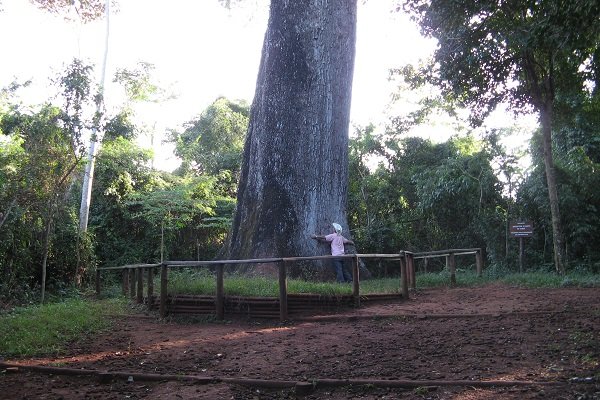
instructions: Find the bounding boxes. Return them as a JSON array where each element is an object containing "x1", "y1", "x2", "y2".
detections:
[
  {"x1": 349, "y1": 127, "x2": 506, "y2": 271},
  {"x1": 172, "y1": 97, "x2": 249, "y2": 180},
  {"x1": 401, "y1": 0, "x2": 600, "y2": 123},
  {"x1": 0, "y1": 298, "x2": 126, "y2": 357},
  {"x1": 114, "y1": 62, "x2": 162, "y2": 103},
  {"x1": 0, "y1": 107, "x2": 85, "y2": 300}
]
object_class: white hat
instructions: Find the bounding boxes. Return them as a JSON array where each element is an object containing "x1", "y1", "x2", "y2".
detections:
[{"x1": 332, "y1": 223, "x2": 342, "y2": 233}]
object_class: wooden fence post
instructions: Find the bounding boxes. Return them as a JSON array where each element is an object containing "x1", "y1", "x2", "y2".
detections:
[
  {"x1": 406, "y1": 252, "x2": 416, "y2": 290},
  {"x1": 352, "y1": 256, "x2": 360, "y2": 307},
  {"x1": 122, "y1": 269, "x2": 128, "y2": 296},
  {"x1": 95, "y1": 269, "x2": 101, "y2": 297},
  {"x1": 279, "y1": 260, "x2": 288, "y2": 322},
  {"x1": 147, "y1": 267, "x2": 154, "y2": 309},
  {"x1": 129, "y1": 268, "x2": 136, "y2": 299},
  {"x1": 136, "y1": 267, "x2": 143, "y2": 304},
  {"x1": 423, "y1": 257, "x2": 428, "y2": 273},
  {"x1": 447, "y1": 253, "x2": 456, "y2": 287},
  {"x1": 159, "y1": 263, "x2": 168, "y2": 319},
  {"x1": 476, "y1": 249, "x2": 484, "y2": 277},
  {"x1": 216, "y1": 264, "x2": 224, "y2": 320},
  {"x1": 400, "y1": 253, "x2": 409, "y2": 300}
]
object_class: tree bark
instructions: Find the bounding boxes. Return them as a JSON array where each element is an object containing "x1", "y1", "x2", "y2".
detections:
[
  {"x1": 223, "y1": 0, "x2": 357, "y2": 268},
  {"x1": 522, "y1": 49, "x2": 565, "y2": 275},
  {"x1": 539, "y1": 105, "x2": 565, "y2": 274},
  {"x1": 77, "y1": 0, "x2": 110, "y2": 286}
]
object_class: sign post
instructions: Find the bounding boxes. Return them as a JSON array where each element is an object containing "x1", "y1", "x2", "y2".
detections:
[{"x1": 510, "y1": 221, "x2": 533, "y2": 272}]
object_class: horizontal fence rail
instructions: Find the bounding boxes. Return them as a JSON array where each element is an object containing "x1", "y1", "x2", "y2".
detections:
[{"x1": 95, "y1": 249, "x2": 483, "y2": 321}]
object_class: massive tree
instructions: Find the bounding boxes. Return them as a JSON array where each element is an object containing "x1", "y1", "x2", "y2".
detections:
[
  {"x1": 223, "y1": 1, "x2": 358, "y2": 265},
  {"x1": 401, "y1": 0, "x2": 600, "y2": 274}
]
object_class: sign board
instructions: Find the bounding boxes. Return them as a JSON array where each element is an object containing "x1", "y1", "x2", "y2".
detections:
[{"x1": 510, "y1": 221, "x2": 533, "y2": 237}]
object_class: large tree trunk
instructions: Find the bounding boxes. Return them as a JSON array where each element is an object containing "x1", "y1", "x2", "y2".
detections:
[{"x1": 223, "y1": 1, "x2": 358, "y2": 270}]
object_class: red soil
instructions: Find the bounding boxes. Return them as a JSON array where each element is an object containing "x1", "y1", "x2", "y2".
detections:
[{"x1": 1, "y1": 284, "x2": 599, "y2": 399}]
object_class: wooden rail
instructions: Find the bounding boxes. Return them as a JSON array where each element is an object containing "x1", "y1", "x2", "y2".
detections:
[
  {"x1": 413, "y1": 248, "x2": 484, "y2": 285},
  {"x1": 95, "y1": 248, "x2": 483, "y2": 322}
]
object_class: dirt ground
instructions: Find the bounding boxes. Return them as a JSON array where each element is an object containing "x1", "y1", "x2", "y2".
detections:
[{"x1": 1, "y1": 284, "x2": 599, "y2": 399}]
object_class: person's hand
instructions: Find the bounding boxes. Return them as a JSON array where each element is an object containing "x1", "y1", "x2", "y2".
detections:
[{"x1": 311, "y1": 234, "x2": 317, "y2": 238}]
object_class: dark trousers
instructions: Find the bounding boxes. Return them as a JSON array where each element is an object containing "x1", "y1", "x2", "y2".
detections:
[{"x1": 333, "y1": 258, "x2": 352, "y2": 283}]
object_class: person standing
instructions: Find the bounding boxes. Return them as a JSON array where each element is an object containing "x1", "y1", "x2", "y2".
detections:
[{"x1": 312, "y1": 223, "x2": 354, "y2": 283}]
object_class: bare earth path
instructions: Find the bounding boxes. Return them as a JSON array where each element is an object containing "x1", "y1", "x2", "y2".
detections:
[{"x1": 2, "y1": 284, "x2": 599, "y2": 399}]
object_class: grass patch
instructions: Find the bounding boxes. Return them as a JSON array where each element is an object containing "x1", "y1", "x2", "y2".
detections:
[
  {"x1": 168, "y1": 270, "x2": 355, "y2": 296},
  {"x1": 499, "y1": 272, "x2": 600, "y2": 288},
  {"x1": 162, "y1": 267, "x2": 600, "y2": 297},
  {"x1": 0, "y1": 297, "x2": 126, "y2": 357}
]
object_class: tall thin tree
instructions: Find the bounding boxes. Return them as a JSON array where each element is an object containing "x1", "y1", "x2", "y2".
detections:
[{"x1": 79, "y1": 0, "x2": 110, "y2": 234}]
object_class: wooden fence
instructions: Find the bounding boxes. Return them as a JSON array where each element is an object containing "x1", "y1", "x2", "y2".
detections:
[
  {"x1": 413, "y1": 248, "x2": 484, "y2": 285},
  {"x1": 95, "y1": 248, "x2": 484, "y2": 322}
]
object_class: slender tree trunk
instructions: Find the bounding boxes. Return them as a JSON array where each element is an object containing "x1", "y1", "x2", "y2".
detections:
[
  {"x1": 79, "y1": 0, "x2": 110, "y2": 234},
  {"x1": 539, "y1": 105, "x2": 565, "y2": 274},
  {"x1": 77, "y1": 0, "x2": 110, "y2": 285},
  {"x1": 41, "y1": 202, "x2": 55, "y2": 303},
  {"x1": 223, "y1": 1, "x2": 357, "y2": 266},
  {"x1": 522, "y1": 49, "x2": 565, "y2": 275}
]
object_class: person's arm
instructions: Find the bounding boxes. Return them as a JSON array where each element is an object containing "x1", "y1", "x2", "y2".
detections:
[
  {"x1": 343, "y1": 238, "x2": 355, "y2": 245},
  {"x1": 311, "y1": 234, "x2": 326, "y2": 241}
]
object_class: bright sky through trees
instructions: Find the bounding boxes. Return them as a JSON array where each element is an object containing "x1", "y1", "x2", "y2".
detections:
[{"x1": 0, "y1": 0, "x2": 530, "y2": 171}]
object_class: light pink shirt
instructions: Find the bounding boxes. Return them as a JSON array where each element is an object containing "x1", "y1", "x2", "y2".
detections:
[{"x1": 325, "y1": 233, "x2": 349, "y2": 256}]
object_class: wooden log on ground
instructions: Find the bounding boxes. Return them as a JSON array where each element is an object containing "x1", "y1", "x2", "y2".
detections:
[{"x1": 0, "y1": 362, "x2": 565, "y2": 389}]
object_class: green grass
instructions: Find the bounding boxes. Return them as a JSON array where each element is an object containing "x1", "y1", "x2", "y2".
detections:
[
  {"x1": 168, "y1": 269, "x2": 355, "y2": 296},
  {"x1": 0, "y1": 297, "x2": 126, "y2": 357},
  {"x1": 165, "y1": 267, "x2": 600, "y2": 297}
]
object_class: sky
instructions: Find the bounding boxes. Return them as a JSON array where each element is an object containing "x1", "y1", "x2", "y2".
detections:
[{"x1": 0, "y1": 0, "x2": 534, "y2": 171}]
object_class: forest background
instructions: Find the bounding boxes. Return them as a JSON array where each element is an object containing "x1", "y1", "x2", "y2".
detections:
[{"x1": 1, "y1": 0, "x2": 599, "y2": 304}]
